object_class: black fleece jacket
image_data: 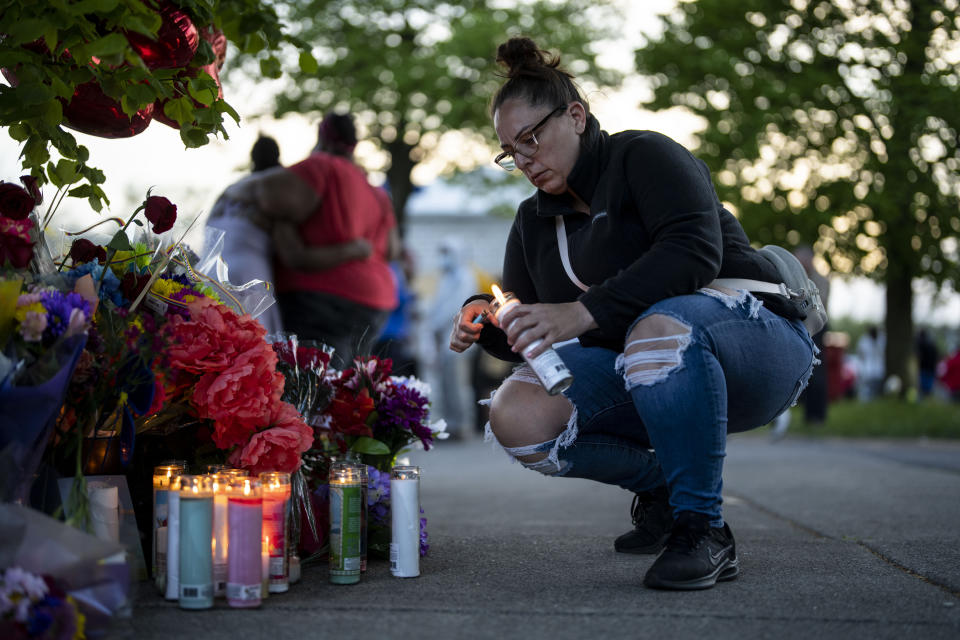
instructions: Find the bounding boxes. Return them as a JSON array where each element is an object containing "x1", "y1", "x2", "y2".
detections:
[{"x1": 473, "y1": 120, "x2": 803, "y2": 362}]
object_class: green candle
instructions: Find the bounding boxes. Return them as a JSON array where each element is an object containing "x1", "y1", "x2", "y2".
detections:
[{"x1": 178, "y1": 475, "x2": 214, "y2": 610}]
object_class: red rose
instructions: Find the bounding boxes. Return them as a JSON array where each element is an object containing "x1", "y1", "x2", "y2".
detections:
[
  {"x1": 0, "y1": 215, "x2": 35, "y2": 268},
  {"x1": 227, "y1": 403, "x2": 313, "y2": 475},
  {"x1": 69, "y1": 238, "x2": 107, "y2": 265},
  {"x1": 143, "y1": 195, "x2": 177, "y2": 233},
  {"x1": 19, "y1": 175, "x2": 42, "y2": 205},
  {"x1": 327, "y1": 386, "x2": 375, "y2": 437},
  {"x1": 0, "y1": 181, "x2": 36, "y2": 220},
  {"x1": 121, "y1": 271, "x2": 151, "y2": 301}
]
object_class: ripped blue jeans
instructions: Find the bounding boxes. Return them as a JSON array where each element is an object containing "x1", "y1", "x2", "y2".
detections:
[{"x1": 489, "y1": 290, "x2": 817, "y2": 527}]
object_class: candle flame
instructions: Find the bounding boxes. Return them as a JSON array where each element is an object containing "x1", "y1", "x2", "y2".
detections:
[
  {"x1": 166, "y1": 468, "x2": 172, "y2": 479},
  {"x1": 244, "y1": 480, "x2": 251, "y2": 496},
  {"x1": 491, "y1": 284, "x2": 506, "y2": 305},
  {"x1": 192, "y1": 484, "x2": 198, "y2": 494}
]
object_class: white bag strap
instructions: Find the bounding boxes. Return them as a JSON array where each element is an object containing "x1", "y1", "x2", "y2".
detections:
[
  {"x1": 711, "y1": 277, "x2": 790, "y2": 297},
  {"x1": 555, "y1": 216, "x2": 590, "y2": 292}
]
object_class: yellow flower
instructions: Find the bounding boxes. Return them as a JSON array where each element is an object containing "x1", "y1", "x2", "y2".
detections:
[
  {"x1": 14, "y1": 301, "x2": 45, "y2": 323},
  {"x1": 150, "y1": 278, "x2": 186, "y2": 299}
]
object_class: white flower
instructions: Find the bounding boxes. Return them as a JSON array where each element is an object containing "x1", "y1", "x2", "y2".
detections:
[
  {"x1": 392, "y1": 375, "x2": 432, "y2": 398},
  {"x1": 3, "y1": 567, "x2": 47, "y2": 600},
  {"x1": 431, "y1": 418, "x2": 450, "y2": 440}
]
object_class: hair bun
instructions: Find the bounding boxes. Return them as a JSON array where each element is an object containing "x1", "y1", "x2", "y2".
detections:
[{"x1": 496, "y1": 37, "x2": 559, "y2": 77}]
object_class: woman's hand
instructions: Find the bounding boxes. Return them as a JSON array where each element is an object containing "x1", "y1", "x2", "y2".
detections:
[
  {"x1": 344, "y1": 238, "x2": 372, "y2": 261},
  {"x1": 500, "y1": 301, "x2": 597, "y2": 359},
  {"x1": 449, "y1": 300, "x2": 492, "y2": 353}
]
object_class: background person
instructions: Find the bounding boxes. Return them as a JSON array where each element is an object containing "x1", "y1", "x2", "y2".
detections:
[
  {"x1": 223, "y1": 113, "x2": 400, "y2": 368},
  {"x1": 449, "y1": 37, "x2": 816, "y2": 591},
  {"x1": 856, "y1": 326, "x2": 885, "y2": 401},
  {"x1": 915, "y1": 328, "x2": 939, "y2": 398},
  {"x1": 426, "y1": 238, "x2": 479, "y2": 439},
  {"x1": 207, "y1": 135, "x2": 372, "y2": 336}
]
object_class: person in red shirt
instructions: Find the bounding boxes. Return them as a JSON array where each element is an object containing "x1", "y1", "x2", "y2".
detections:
[
  {"x1": 223, "y1": 112, "x2": 400, "y2": 368},
  {"x1": 938, "y1": 348, "x2": 960, "y2": 401}
]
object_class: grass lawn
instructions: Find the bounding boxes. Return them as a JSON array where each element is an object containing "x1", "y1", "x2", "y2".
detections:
[{"x1": 776, "y1": 398, "x2": 960, "y2": 440}]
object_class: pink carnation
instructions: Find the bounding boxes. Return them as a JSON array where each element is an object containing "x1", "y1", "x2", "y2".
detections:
[
  {"x1": 19, "y1": 310, "x2": 46, "y2": 342},
  {"x1": 194, "y1": 347, "x2": 285, "y2": 446},
  {"x1": 166, "y1": 298, "x2": 266, "y2": 373},
  {"x1": 228, "y1": 402, "x2": 313, "y2": 475}
]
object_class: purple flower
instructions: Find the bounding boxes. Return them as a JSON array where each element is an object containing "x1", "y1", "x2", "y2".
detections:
[
  {"x1": 375, "y1": 381, "x2": 433, "y2": 449},
  {"x1": 39, "y1": 290, "x2": 91, "y2": 342}
]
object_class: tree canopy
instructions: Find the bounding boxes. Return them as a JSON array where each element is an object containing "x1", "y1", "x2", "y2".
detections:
[
  {"x1": 635, "y1": 0, "x2": 960, "y2": 390},
  {"x1": 0, "y1": 0, "x2": 310, "y2": 213},
  {"x1": 264, "y1": 0, "x2": 623, "y2": 229}
]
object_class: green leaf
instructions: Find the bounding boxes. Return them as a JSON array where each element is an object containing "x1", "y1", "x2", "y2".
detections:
[
  {"x1": 298, "y1": 50, "x2": 319, "y2": 74},
  {"x1": 67, "y1": 0, "x2": 121, "y2": 16},
  {"x1": 128, "y1": 83, "x2": 157, "y2": 107},
  {"x1": 40, "y1": 100, "x2": 63, "y2": 128},
  {"x1": 7, "y1": 19, "x2": 46, "y2": 46},
  {"x1": 259, "y1": 56, "x2": 282, "y2": 79},
  {"x1": 14, "y1": 81, "x2": 54, "y2": 106},
  {"x1": 179, "y1": 126, "x2": 209, "y2": 148},
  {"x1": 78, "y1": 33, "x2": 129, "y2": 62},
  {"x1": 7, "y1": 123, "x2": 29, "y2": 142},
  {"x1": 43, "y1": 27, "x2": 58, "y2": 53},
  {"x1": 49, "y1": 159, "x2": 78, "y2": 188},
  {"x1": 163, "y1": 97, "x2": 193, "y2": 126},
  {"x1": 67, "y1": 185, "x2": 93, "y2": 198},
  {"x1": 48, "y1": 74, "x2": 73, "y2": 100},
  {"x1": 187, "y1": 78, "x2": 215, "y2": 106},
  {"x1": 219, "y1": 100, "x2": 241, "y2": 125},
  {"x1": 107, "y1": 230, "x2": 133, "y2": 252},
  {"x1": 243, "y1": 32, "x2": 267, "y2": 54},
  {"x1": 120, "y1": 95, "x2": 138, "y2": 118},
  {"x1": 349, "y1": 437, "x2": 391, "y2": 455},
  {"x1": 87, "y1": 195, "x2": 103, "y2": 213},
  {"x1": 120, "y1": 14, "x2": 161, "y2": 38}
]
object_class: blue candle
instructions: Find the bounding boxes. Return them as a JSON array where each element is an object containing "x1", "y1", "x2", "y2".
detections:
[{"x1": 178, "y1": 475, "x2": 214, "y2": 610}]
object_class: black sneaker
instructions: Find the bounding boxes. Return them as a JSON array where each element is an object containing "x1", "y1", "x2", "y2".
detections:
[
  {"x1": 614, "y1": 487, "x2": 673, "y2": 554},
  {"x1": 643, "y1": 511, "x2": 739, "y2": 590}
]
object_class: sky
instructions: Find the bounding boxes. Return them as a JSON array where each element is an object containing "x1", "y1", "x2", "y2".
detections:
[{"x1": 1, "y1": 0, "x2": 958, "y2": 326}]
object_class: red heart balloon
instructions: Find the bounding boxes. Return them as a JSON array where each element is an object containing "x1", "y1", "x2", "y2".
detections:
[
  {"x1": 62, "y1": 82, "x2": 154, "y2": 138},
  {"x1": 127, "y1": 3, "x2": 199, "y2": 69},
  {"x1": 199, "y1": 26, "x2": 228, "y2": 71},
  {"x1": 152, "y1": 62, "x2": 223, "y2": 129}
]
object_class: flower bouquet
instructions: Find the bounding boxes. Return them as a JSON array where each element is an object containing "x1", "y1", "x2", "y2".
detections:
[
  {"x1": 0, "y1": 566, "x2": 85, "y2": 640},
  {"x1": 0, "y1": 178, "x2": 92, "y2": 505},
  {"x1": 298, "y1": 355, "x2": 446, "y2": 559}
]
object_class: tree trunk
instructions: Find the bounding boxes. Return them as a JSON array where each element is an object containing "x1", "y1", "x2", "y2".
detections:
[
  {"x1": 385, "y1": 138, "x2": 415, "y2": 237},
  {"x1": 884, "y1": 271, "x2": 913, "y2": 397}
]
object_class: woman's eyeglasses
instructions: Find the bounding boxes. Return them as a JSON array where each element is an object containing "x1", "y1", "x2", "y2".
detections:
[{"x1": 494, "y1": 105, "x2": 567, "y2": 171}]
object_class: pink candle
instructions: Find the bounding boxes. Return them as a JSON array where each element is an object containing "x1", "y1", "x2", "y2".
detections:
[{"x1": 227, "y1": 478, "x2": 263, "y2": 608}]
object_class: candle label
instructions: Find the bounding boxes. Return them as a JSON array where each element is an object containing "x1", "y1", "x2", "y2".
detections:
[
  {"x1": 180, "y1": 583, "x2": 213, "y2": 603},
  {"x1": 330, "y1": 485, "x2": 362, "y2": 577},
  {"x1": 226, "y1": 583, "x2": 261, "y2": 602}
]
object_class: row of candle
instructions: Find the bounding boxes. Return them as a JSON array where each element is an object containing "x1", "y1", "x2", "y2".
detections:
[
  {"x1": 153, "y1": 464, "x2": 293, "y2": 609},
  {"x1": 152, "y1": 460, "x2": 423, "y2": 604}
]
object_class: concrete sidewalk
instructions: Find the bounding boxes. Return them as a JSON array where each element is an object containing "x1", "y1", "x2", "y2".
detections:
[{"x1": 125, "y1": 435, "x2": 960, "y2": 639}]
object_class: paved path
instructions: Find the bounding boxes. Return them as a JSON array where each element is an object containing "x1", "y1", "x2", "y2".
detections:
[{"x1": 123, "y1": 435, "x2": 960, "y2": 639}]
